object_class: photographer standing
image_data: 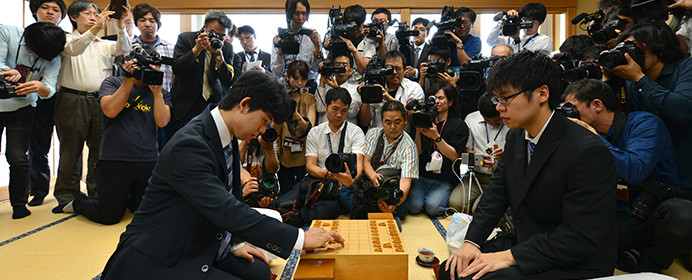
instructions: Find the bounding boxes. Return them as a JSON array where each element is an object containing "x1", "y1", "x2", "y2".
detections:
[
  {"x1": 271, "y1": 0, "x2": 322, "y2": 86},
  {"x1": 419, "y1": 47, "x2": 457, "y2": 93},
  {"x1": 445, "y1": 7, "x2": 482, "y2": 67},
  {"x1": 62, "y1": 54, "x2": 172, "y2": 225},
  {"x1": 486, "y1": 3, "x2": 553, "y2": 55},
  {"x1": 404, "y1": 18, "x2": 432, "y2": 81},
  {"x1": 0, "y1": 22, "x2": 64, "y2": 219},
  {"x1": 410, "y1": 84, "x2": 469, "y2": 217},
  {"x1": 357, "y1": 8, "x2": 399, "y2": 60},
  {"x1": 316, "y1": 53, "x2": 361, "y2": 125}
]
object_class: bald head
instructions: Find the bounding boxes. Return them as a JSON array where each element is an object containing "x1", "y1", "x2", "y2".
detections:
[{"x1": 491, "y1": 44, "x2": 513, "y2": 58}]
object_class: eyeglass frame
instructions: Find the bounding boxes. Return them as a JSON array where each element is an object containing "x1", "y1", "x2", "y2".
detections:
[{"x1": 491, "y1": 88, "x2": 535, "y2": 105}]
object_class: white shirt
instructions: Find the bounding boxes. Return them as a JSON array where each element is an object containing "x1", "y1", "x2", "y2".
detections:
[
  {"x1": 369, "y1": 78, "x2": 424, "y2": 128},
  {"x1": 305, "y1": 120, "x2": 366, "y2": 168},
  {"x1": 524, "y1": 111, "x2": 555, "y2": 163},
  {"x1": 271, "y1": 34, "x2": 321, "y2": 81},
  {"x1": 58, "y1": 28, "x2": 131, "y2": 92},
  {"x1": 486, "y1": 23, "x2": 552, "y2": 55},
  {"x1": 464, "y1": 111, "x2": 508, "y2": 174},
  {"x1": 677, "y1": 17, "x2": 692, "y2": 56},
  {"x1": 210, "y1": 107, "x2": 305, "y2": 251},
  {"x1": 315, "y1": 78, "x2": 362, "y2": 125}
]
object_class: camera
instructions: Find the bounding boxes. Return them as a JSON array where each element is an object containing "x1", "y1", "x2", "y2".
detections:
[
  {"x1": 366, "y1": 20, "x2": 385, "y2": 38},
  {"x1": 244, "y1": 174, "x2": 281, "y2": 205},
  {"x1": 564, "y1": 60, "x2": 602, "y2": 82},
  {"x1": 493, "y1": 10, "x2": 533, "y2": 37},
  {"x1": 327, "y1": 6, "x2": 359, "y2": 56},
  {"x1": 123, "y1": 45, "x2": 173, "y2": 86},
  {"x1": 319, "y1": 58, "x2": 346, "y2": 77},
  {"x1": 406, "y1": 95, "x2": 437, "y2": 128},
  {"x1": 276, "y1": 27, "x2": 313, "y2": 55},
  {"x1": 0, "y1": 76, "x2": 18, "y2": 99},
  {"x1": 362, "y1": 176, "x2": 404, "y2": 206},
  {"x1": 431, "y1": 6, "x2": 459, "y2": 48},
  {"x1": 556, "y1": 102, "x2": 580, "y2": 119},
  {"x1": 426, "y1": 58, "x2": 455, "y2": 78},
  {"x1": 325, "y1": 153, "x2": 358, "y2": 178},
  {"x1": 197, "y1": 28, "x2": 224, "y2": 50},
  {"x1": 553, "y1": 51, "x2": 580, "y2": 73},
  {"x1": 630, "y1": 176, "x2": 692, "y2": 219},
  {"x1": 394, "y1": 20, "x2": 419, "y2": 40},
  {"x1": 458, "y1": 56, "x2": 500, "y2": 92},
  {"x1": 572, "y1": 10, "x2": 606, "y2": 38},
  {"x1": 631, "y1": 0, "x2": 690, "y2": 24},
  {"x1": 597, "y1": 41, "x2": 645, "y2": 68},
  {"x1": 360, "y1": 55, "x2": 393, "y2": 104},
  {"x1": 460, "y1": 153, "x2": 484, "y2": 168},
  {"x1": 261, "y1": 125, "x2": 278, "y2": 143},
  {"x1": 591, "y1": 19, "x2": 626, "y2": 45}
]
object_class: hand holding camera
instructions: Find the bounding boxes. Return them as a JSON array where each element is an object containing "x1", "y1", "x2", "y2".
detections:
[
  {"x1": 419, "y1": 122, "x2": 440, "y2": 138},
  {"x1": 605, "y1": 52, "x2": 646, "y2": 82},
  {"x1": 90, "y1": 8, "x2": 115, "y2": 35},
  {"x1": 0, "y1": 69, "x2": 22, "y2": 84}
]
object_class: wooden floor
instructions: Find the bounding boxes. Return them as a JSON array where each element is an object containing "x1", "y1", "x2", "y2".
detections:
[{"x1": 0, "y1": 183, "x2": 690, "y2": 279}]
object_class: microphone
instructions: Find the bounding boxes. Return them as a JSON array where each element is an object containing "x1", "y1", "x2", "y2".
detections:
[
  {"x1": 493, "y1": 12, "x2": 505, "y2": 22},
  {"x1": 571, "y1": 13, "x2": 588, "y2": 25}
]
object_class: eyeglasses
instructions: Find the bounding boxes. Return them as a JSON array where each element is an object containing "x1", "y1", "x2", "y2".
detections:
[
  {"x1": 386, "y1": 64, "x2": 404, "y2": 72},
  {"x1": 79, "y1": 11, "x2": 98, "y2": 18},
  {"x1": 491, "y1": 89, "x2": 532, "y2": 105},
  {"x1": 455, "y1": 20, "x2": 472, "y2": 27}
]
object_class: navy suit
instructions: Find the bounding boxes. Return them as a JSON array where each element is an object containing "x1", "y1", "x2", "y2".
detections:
[{"x1": 102, "y1": 106, "x2": 298, "y2": 279}]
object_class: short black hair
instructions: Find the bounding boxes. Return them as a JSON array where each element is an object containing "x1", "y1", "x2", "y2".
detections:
[
  {"x1": 67, "y1": 0, "x2": 100, "y2": 29},
  {"x1": 580, "y1": 45, "x2": 606, "y2": 60},
  {"x1": 286, "y1": 60, "x2": 309, "y2": 80},
  {"x1": 382, "y1": 50, "x2": 407, "y2": 67},
  {"x1": 605, "y1": 4, "x2": 633, "y2": 20},
  {"x1": 616, "y1": 23, "x2": 684, "y2": 64},
  {"x1": 344, "y1": 5, "x2": 366, "y2": 25},
  {"x1": 325, "y1": 87, "x2": 352, "y2": 107},
  {"x1": 30, "y1": 0, "x2": 66, "y2": 21},
  {"x1": 237, "y1": 25, "x2": 256, "y2": 36},
  {"x1": 478, "y1": 92, "x2": 499, "y2": 118},
  {"x1": 411, "y1": 17, "x2": 431, "y2": 32},
  {"x1": 562, "y1": 79, "x2": 618, "y2": 112},
  {"x1": 372, "y1": 8, "x2": 391, "y2": 22},
  {"x1": 486, "y1": 51, "x2": 562, "y2": 110},
  {"x1": 427, "y1": 83, "x2": 461, "y2": 116},
  {"x1": 24, "y1": 22, "x2": 66, "y2": 61},
  {"x1": 454, "y1": 7, "x2": 477, "y2": 24},
  {"x1": 218, "y1": 71, "x2": 292, "y2": 124},
  {"x1": 381, "y1": 100, "x2": 406, "y2": 120},
  {"x1": 428, "y1": 47, "x2": 451, "y2": 61},
  {"x1": 522, "y1": 2, "x2": 547, "y2": 23},
  {"x1": 285, "y1": 0, "x2": 311, "y2": 24},
  {"x1": 132, "y1": 3, "x2": 162, "y2": 30},
  {"x1": 599, "y1": 0, "x2": 631, "y2": 11},
  {"x1": 204, "y1": 10, "x2": 232, "y2": 30},
  {"x1": 559, "y1": 35, "x2": 595, "y2": 60}
]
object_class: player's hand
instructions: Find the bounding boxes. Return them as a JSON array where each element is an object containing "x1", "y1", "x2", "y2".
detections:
[
  {"x1": 446, "y1": 242, "x2": 481, "y2": 280},
  {"x1": 303, "y1": 227, "x2": 345, "y2": 250},
  {"x1": 232, "y1": 245, "x2": 268, "y2": 264},
  {"x1": 461, "y1": 250, "x2": 516, "y2": 279},
  {"x1": 378, "y1": 201, "x2": 396, "y2": 213},
  {"x1": 242, "y1": 178, "x2": 259, "y2": 198}
]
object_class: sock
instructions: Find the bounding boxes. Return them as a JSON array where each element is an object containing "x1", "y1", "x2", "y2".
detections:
[
  {"x1": 52, "y1": 203, "x2": 67, "y2": 214},
  {"x1": 12, "y1": 205, "x2": 31, "y2": 219},
  {"x1": 28, "y1": 195, "x2": 45, "y2": 206}
]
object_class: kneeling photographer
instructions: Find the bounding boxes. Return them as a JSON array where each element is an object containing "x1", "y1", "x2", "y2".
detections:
[
  {"x1": 65, "y1": 49, "x2": 172, "y2": 225},
  {"x1": 563, "y1": 79, "x2": 692, "y2": 273},
  {"x1": 410, "y1": 84, "x2": 469, "y2": 217},
  {"x1": 351, "y1": 101, "x2": 418, "y2": 222},
  {"x1": 239, "y1": 126, "x2": 280, "y2": 208},
  {"x1": 418, "y1": 47, "x2": 457, "y2": 93}
]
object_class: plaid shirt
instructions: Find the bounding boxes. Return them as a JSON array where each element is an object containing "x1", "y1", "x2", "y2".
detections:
[{"x1": 134, "y1": 36, "x2": 174, "y2": 92}]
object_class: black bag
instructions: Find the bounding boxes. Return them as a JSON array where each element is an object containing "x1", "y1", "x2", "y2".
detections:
[{"x1": 300, "y1": 176, "x2": 340, "y2": 207}]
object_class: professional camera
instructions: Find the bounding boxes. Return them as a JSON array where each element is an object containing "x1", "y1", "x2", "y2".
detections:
[
  {"x1": 431, "y1": 6, "x2": 459, "y2": 48},
  {"x1": 552, "y1": 51, "x2": 580, "y2": 74},
  {"x1": 393, "y1": 20, "x2": 419, "y2": 40},
  {"x1": 360, "y1": 55, "x2": 393, "y2": 104},
  {"x1": 244, "y1": 174, "x2": 281, "y2": 205},
  {"x1": 571, "y1": 10, "x2": 606, "y2": 39},
  {"x1": 597, "y1": 41, "x2": 645, "y2": 68},
  {"x1": 630, "y1": 176, "x2": 692, "y2": 219},
  {"x1": 564, "y1": 60, "x2": 602, "y2": 82},
  {"x1": 261, "y1": 125, "x2": 278, "y2": 143},
  {"x1": 362, "y1": 176, "x2": 404, "y2": 206},
  {"x1": 276, "y1": 27, "x2": 314, "y2": 55},
  {"x1": 123, "y1": 45, "x2": 173, "y2": 86},
  {"x1": 493, "y1": 10, "x2": 533, "y2": 37},
  {"x1": 325, "y1": 153, "x2": 358, "y2": 178},
  {"x1": 426, "y1": 58, "x2": 455, "y2": 78},
  {"x1": 0, "y1": 76, "x2": 18, "y2": 99},
  {"x1": 591, "y1": 19, "x2": 626, "y2": 45},
  {"x1": 319, "y1": 58, "x2": 346, "y2": 76},
  {"x1": 457, "y1": 56, "x2": 499, "y2": 92},
  {"x1": 197, "y1": 28, "x2": 224, "y2": 50},
  {"x1": 631, "y1": 0, "x2": 690, "y2": 24},
  {"x1": 327, "y1": 6, "x2": 359, "y2": 56},
  {"x1": 556, "y1": 102, "x2": 580, "y2": 119},
  {"x1": 366, "y1": 20, "x2": 385, "y2": 38},
  {"x1": 406, "y1": 95, "x2": 437, "y2": 128}
]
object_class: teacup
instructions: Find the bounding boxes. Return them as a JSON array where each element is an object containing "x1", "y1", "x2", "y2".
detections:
[{"x1": 418, "y1": 247, "x2": 435, "y2": 263}]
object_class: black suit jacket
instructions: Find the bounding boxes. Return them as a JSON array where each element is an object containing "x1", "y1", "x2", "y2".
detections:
[
  {"x1": 466, "y1": 113, "x2": 618, "y2": 278},
  {"x1": 169, "y1": 31, "x2": 235, "y2": 132},
  {"x1": 102, "y1": 106, "x2": 298, "y2": 279},
  {"x1": 239, "y1": 49, "x2": 271, "y2": 73},
  {"x1": 408, "y1": 43, "x2": 431, "y2": 81}
]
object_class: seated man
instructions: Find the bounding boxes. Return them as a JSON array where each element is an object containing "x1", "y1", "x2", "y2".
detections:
[
  {"x1": 563, "y1": 79, "x2": 692, "y2": 273},
  {"x1": 315, "y1": 53, "x2": 361, "y2": 125},
  {"x1": 101, "y1": 71, "x2": 343, "y2": 279},
  {"x1": 351, "y1": 101, "x2": 418, "y2": 220},
  {"x1": 486, "y1": 2, "x2": 553, "y2": 55},
  {"x1": 439, "y1": 51, "x2": 618, "y2": 280}
]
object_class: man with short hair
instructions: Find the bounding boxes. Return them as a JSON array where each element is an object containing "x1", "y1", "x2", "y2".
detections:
[
  {"x1": 271, "y1": 0, "x2": 322, "y2": 84},
  {"x1": 131, "y1": 3, "x2": 173, "y2": 92},
  {"x1": 439, "y1": 51, "x2": 617, "y2": 279},
  {"x1": 445, "y1": 7, "x2": 482, "y2": 67},
  {"x1": 30, "y1": 0, "x2": 66, "y2": 25},
  {"x1": 419, "y1": 47, "x2": 457, "y2": 92},
  {"x1": 316, "y1": 53, "x2": 361, "y2": 125},
  {"x1": 237, "y1": 25, "x2": 271, "y2": 73},
  {"x1": 491, "y1": 44, "x2": 513, "y2": 57},
  {"x1": 404, "y1": 17, "x2": 432, "y2": 81},
  {"x1": 357, "y1": 8, "x2": 399, "y2": 60},
  {"x1": 487, "y1": 2, "x2": 553, "y2": 55}
]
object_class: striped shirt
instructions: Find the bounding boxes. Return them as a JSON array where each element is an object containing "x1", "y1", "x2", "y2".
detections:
[
  {"x1": 134, "y1": 36, "x2": 174, "y2": 92},
  {"x1": 364, "y1": 127, "x2": 419, "y2": 179}
]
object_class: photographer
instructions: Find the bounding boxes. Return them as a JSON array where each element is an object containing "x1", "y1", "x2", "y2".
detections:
[
  {"x1": 409, "y1": 84, "x2": 469, "y2": 217},
  {"x1": 563, "y1": 79, "x2": 692, "y2": 273},
  {"x1": 131, "y1": 3, "x2": 173, "y2": 92},
  {"x1": 419, "y1": 47, "x2": 457, "y2": 92},
  {"x1": 352, "y1": 101, "x2": 418, "y2": 220},
  {"x1": 0, "y1": 22, "x2": 64, "y2": 219},
  {"x1": 404, "y1": 18, "x2": 432, "y2": 81},
  {"x1": 271, "y1": 0, "x2": 322, "y2": 85},
  {"x1": 359, "y1": 51, "x2": 424, "y2": 128},
  {"x1": 62, "y1": 54, "x2": 172, "y2": 225},
  {"x1": 322, "y1": 5, "x2": 368, "y2": 78},
  {"x1": 357, "y1": 8, "x2": 399, "y2": 60},
  {"x1": 316, "y1": 53, "x2": 361, "y2": 125},
  {"x1": 487, "y1": 2, "x2": 553, "y2": 55},
  {"x1": 604, "y1": 23, "x2": 692, "y2": 189},
  {"x1": 445, "y1": 7, "x2": 482, "y2": 67},
  {"x1": 239, "y1": 134, "x2": 279, "y2": 208}
]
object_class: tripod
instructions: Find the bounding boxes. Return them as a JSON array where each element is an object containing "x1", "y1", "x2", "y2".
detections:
[
  {"x1": 453, "y1": 157, "x2": 485, "y2": 215},
  {"x1": 462, "y1": 166, "x2": 484, "y2": 214}
]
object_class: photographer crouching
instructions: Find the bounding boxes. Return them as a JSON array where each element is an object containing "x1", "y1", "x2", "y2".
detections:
[{"x1": 62, "y1": 46, "x2": 172, "y2": 225}]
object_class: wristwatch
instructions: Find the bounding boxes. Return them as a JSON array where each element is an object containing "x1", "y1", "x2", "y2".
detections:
[
  {"x1": 215, "y1": 55, "x2": 223, "y2": 61},
  {"x1": 456, "y1": 44, "x2": 465, "y2": 50},
  {"x1": 434, "y1": 137, "x2": 442, "y2": 143}
]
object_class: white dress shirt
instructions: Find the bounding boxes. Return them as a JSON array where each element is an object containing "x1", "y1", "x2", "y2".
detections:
[
  {"x1": 486, "y1": 24, "x2": 553, "y2": 55},
  {"x1": 305, "y1": 120, "x2": 366, "y2": 168},
  {"x1": 464, "y1": 111, "x2": 508, "y2": 174},
  {"x1": 315, "y1": 78, "x2": 362, "y2": 125},
  {"x1": 369, "y1": 78, "x2": 424, "y2": 128}
]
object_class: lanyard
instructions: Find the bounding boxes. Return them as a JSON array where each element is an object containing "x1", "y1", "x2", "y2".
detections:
[
  {"x1": 522, "y1": 33, "x2": 539, "y2": 49},
  {"x1": 327, "y1": 129, "x2": 341, "y2": 154},
  {"x1": 432, "y1": 118, "x2": 448, "y2": 152},
  {"x1": 376, "y1": 135, "x2": 402, "y2": 170},
  {"x1": 484, "y1": 123, "x2": 505, "y2": 144},
  {"x1": 15, "y1": 35, "x2": 41, "y2": 72}
]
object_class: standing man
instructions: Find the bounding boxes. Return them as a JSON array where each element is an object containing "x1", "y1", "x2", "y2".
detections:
[
  {"x1": 237, "y1": 25, "x2": 271, "y2": 74},
  {"x1": 357, "y1": 8, "x2": 399, "y2": 59},
  {"x1": 439, "y1": 51, "x2": 618, "y2": 279},
  {"x1": 404, "y1": 17, "x2": 432, "y2": 81},
  {"x1": 52, "y1": 0, "x2": 131, "y2": 213},
  {"x1": 271, "y1": 0, "x2": 322, "y2": 85},
  {"x1": 445, "y1": 7, "x2": 482, "y2": 67},
  {"x1": 131, "y1": 3, "x2": 173, "y2": 92},
  {"x1": 486, "y1": 2, "x2": 553, "y2": 55},
  {"x1": 30, "y1": 0, "x2": 66, "y2": 25}
]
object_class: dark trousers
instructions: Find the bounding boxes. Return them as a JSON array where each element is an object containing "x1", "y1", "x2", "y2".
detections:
[
  {"x1": 618, "y1": 198, "x2": 692, "y2": 271},
  {"x1": 78, "y1": 160, "x2": 155, "y2": 225},
  {"x1": 28, "y1": 94, "x2": 56, "y2": 198},
  {"x1": 0, "y1": 106, "x2": 35, "y2": 206},
  {"x1": 213, "y1": 255, "x2": 271, "y2": 280},
  {"x1": 278, "y1": 184, "x2": 345, "y2": 222},
  {"x1": 53, "y1": 91, "x2": 102, "y2": 204},
  {"x1": 277, "y1": 164, "x2": 306, "y2": 194}
]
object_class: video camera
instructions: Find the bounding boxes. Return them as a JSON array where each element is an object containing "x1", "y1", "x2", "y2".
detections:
[
  {"x1": 361, "y1": 176, "x2": 404, "y2": 206},
  {"x1": 631, "y1": 0, "x2": 690, "y2": 24},
  {"x1": 458, "y1": 55, "x2": 500, "y2": 92},
  {"x1": 493, "y1": 10, "x2": 533, "y2": 37},
  {"x1": 406, "y1": 95, "x2": 437, "y2": 128},
  {"x1": 327, "y1": 6, "x2": 359, "y2": 56},
  {"x1": 571, "y1": 10, "x2": 606, "y2": 41},
  {"x1": 319, "y1": 58, "x2": 346, "y2": 76},
  {"x1": 393, "y1": 20, "x2": 419, "y2": 40},
  {"x1": 0, "y1": 76, "x2": 18, "y2": 99},
  {"x1": 426, "y1": 58, "x2": 455, "y2": 78},
  {"x1": 431, "y1": 6, "x2": 460, "y2": 48},
  {"x1": 591, "y1": 19, "x2": 626, "y2": 45},
  {"x1": 276, "y1": 27, "x2": 313, "y2": 55},
  {"x1": 325, "y1": 153, "x2": 358, "y2": 178},
  {"x1": 244, "y1": 174, "x2": 281, "y2": 206},
  {"x1": 123, "y1": 45, "x2": 173, "y2": 86},
  {"x1": 597, "y1": 41, "x2": 645, "y2": 68},
  {"x1": 556, "y1": 102, "x2": 580, "y2": 119},
  {"x1": 360, "y1": 55, "x2": 393, "y2": 104},
  {"x1": 366, "y1": 20, "x2": 386, "y2": 38},
  {"x1": 196, "y1": 28, "x2": 224, "y2": 50},
  {"x1": 564, "y1": 60, "x2": 602, "y2": 82}
]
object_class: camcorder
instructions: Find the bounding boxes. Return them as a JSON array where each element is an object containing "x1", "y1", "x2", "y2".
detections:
[
  {"x1": 426, "y1": 58, "x2": 455, "y2": 78},
  {"x1": 406, "y1": 95, "x2": 437, "y2": 128},
  {"x1": 366, "y1": 20, "x2": 386, "y2": 38},
  {"x1": 276, "y1": 27, "x2": 313, "y2": 55},
  {"x1": 591, "y1": 19, "x2": 626, "y2": 45},
  {"x1": 564, "y1": 60, "x2": 602, "y2": 82},
  {"x1": 319, "y1": 58, "x2": 346, "y2": 76},
  {"x1": 431, "y1": 6, "x2": 459, "y2": 48},
  {"x1": 197, "y1": 28, "x2": 224, "y2": 50},
  {"x1": 556, "y1": 102, "x2": 580, "y2": 119},
  {"x1": 597, "y1": 41, "x2": 645, "y2": 69},
  {"x1": 458, "y1": 55, "x2": 500, "y2": 92},
  {"x1": 361, "y1": 176, "x2": 404, "y2": 206},
  {"x1": 360, "y1": 55, "x2": 393, "y2": 104},
  {"x1": 571, "y1": 10, "x2": 607, "y2": 43},
  {"x1": 327, "y1": 6, "x2": 359, "y2": 56},
  {"x1": 243, "y1": 174, "x2": 281, "y2": 206},
  {"x1": 123, "y1": 45, "x2": 174, "y2": 86},
  {"x1": 493, "y1": 10, "x2": 533, "y2": 37},
  {"x1": 392, "y1": 20, "x2": 419, "y2": 67},
  {"x1": 325, "y1": 153, "x2": 358, "y2": 178},
  {"x1": 0, "y1": 76, "x2": 18, "y2": 99},
  {"x1": 631, "y1": 0, "x2": 691, "y2": 24}
]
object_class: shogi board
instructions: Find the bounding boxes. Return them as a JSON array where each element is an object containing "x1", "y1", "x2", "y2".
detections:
[{"x1": 300, "y1": 219, "x2": 408, "y2": 279}]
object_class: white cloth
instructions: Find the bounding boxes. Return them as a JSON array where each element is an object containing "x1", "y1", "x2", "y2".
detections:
[
  {"x1": 369, "y1": 78, "x2": 424, "y2": 128},
  {"x1": 677, "y1": 17, "x2": 692, "y2": 56},
  {"x1": 356, "y1": 33, "x2": 399, "y2": 59},
  {"x1": 305, "y1": 120, "x2": 365, "y2": 169},
  {"x1": 486, "y1": 23, "x2": 552, "y2": 55},
  {"x1": 315, "y1": 78, "x2": 362, "y2": 125}
]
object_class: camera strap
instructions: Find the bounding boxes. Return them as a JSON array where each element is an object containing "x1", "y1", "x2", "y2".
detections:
[
  {"x1": 607, "y1": 112, "x2": 629, "y2": 146},
  {"x1": 522, "y1": 34, "x2": 539, "y2": 49},
  {"x1": 327, "y1": 121, "x2": 348, "y2": 154},
  {"x1": 432, "y1": 118, "x2": 448, "y2": 152},
  {"x1": 372, "y1": 129, "x2": 402, "y2": 170}
]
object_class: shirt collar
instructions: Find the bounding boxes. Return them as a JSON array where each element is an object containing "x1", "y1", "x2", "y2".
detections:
[
  {"x1": 324, "y1": 121, "x2": 347, "y2": 135},
  {"x1": 659, "y1": 60, "x2": 677, "y2": 76},
  {"x1": 524, "y1": 111, "x2": 555, "y2": 145},
  {"x1": 135, "y1": 36, "x2": 162, "y2": 46},
  {"x1": 211, "y1": 107, "x2": 232, "y2": 148}
]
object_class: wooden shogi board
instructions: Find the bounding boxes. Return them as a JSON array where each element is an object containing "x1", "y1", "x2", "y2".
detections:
[{"x1": 300, "y1": 219, "x2": 408, "y2": 279}]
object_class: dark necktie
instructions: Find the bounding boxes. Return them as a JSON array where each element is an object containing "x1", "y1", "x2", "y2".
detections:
[
  {"x1": 528, "y1": 142, "x2": 536, "y2": 158},
  {"x1": 218, "y1": 145, "x2": 234, "y2": 260},
  {"x1": 413, "y1": 47, "x2": 421, "y2": 67},
  {"x1": 247, "y1": 51, "x2": 256, "y2": 62}
]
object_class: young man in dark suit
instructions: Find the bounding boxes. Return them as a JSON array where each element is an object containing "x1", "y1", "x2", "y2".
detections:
[
  {"x1": 404, "y1": 17, "x2": 432, "y2": 81},
  {"x1": 237, "y1": 25, "x2": 271, "y2": 73},
  {"x1": 439, "y1": 51, "x2": 618, "y2": 279},
  {"x1": 102, "y1": 71, "x2": 343, "y2": 279}
]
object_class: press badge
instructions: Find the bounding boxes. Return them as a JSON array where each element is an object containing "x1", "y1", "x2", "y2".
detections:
[{"x1": 282, "y1": 136, "x2": 302, "y2": 153}]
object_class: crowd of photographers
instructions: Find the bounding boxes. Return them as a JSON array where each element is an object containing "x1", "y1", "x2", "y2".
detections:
[{"x1": 2, "y1": 0, "x2": 692, "y2": 277}]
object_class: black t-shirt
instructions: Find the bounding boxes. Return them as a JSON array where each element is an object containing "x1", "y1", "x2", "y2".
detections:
[
  {"x1": 98, "y1": 76, "x2": 172, "y2": 162},
  {"x1": 419, "y1": 115, "x2": 469, "y2": 185}
]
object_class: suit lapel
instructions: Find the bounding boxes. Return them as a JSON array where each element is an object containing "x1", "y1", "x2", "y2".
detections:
[{"x1": 200, "y1": 106, "x2": 229, "y2": 190}]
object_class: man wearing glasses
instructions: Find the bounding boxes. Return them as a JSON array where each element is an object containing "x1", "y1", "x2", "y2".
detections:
[
  {"x1": 444, "y1": 7, "x2": 482, "y2": 67},
  {"x1": 487, "y1": 2, "x2": 553, "y2": 55},
  {"x1": 438, "y1": 51, "x2": 618, "y2": 279}
]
